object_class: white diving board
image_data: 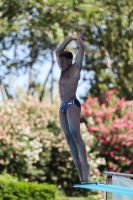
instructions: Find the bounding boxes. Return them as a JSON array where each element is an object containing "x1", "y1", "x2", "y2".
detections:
[{"x1": 73, "y1": 183, "x2": 133, "y2": 197}]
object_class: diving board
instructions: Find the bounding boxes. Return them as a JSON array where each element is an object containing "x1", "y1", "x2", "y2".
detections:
[{"x1": 73, "y1": 183, "x2": 133, "y2": 197}]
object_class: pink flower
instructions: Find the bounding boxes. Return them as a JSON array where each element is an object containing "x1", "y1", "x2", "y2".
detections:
[
  {"x1": 95, "y1": 117, "x2": 103, "y2": 123},
  {"x1": 106, "y1": 137, "x2": 111, "y2": 142},
  {"x1": 118, "y1": 134, "x2": 127, "y2": 140},
  {"x1": 121, "y1": 157, "x2": 126, "y2": 161},
  {"x1": 106, "y1": 89, "x2": 117, "y2": 95},
  {"x1": 104, "y1": 111, "x2": 111, "y2": 119},
  {"x1": 110, "y1": 151, "x2": 114, "y2": 156},
  {"x1": 99, "y1": 124, "x2": 108, "y2": 135},
  {"x1": 105, "y1": 96, "x2": 112, "y2": 102},
  {"x1": 109, "y1": 162, "x2": 113, "y2": 168},
  {"x1": 85, "y1": 111, "x2": 91, "y2": 117},
  {"x1": 127, "y1": 161, "x2": 132, "y2": 165},
  {"x1": 125, "y1": 101, "x2": 131, "y2": 106},
  {"x1": 112, "y1": 135, "x2": 117, "y2": 143},
  {"x1": 114, "y1": 145, "x2": 120, "y2": 150},
  {"x1": 81, "y1": 105, "x2": 92, "y2": 116},
  {"x1": 114, "y1": 156, "x2": 119, "y2": 160},
  {"x1": 113, "y1": 167, "x2": 117, "y2": 171},
  {"x1": 87, "y1": 126, "x2": 99, "y2": 132},
  {"x1": 93, "y1": 111, "x2": 103, "y2": 117},
  {"x1": 126, "y1": 142, "x2": 132, "y2": 146}
]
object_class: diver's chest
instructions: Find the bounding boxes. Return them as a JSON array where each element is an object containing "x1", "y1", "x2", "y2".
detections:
[{"x1": 59, "y1": 71, "x2": 73, "y2": 84}]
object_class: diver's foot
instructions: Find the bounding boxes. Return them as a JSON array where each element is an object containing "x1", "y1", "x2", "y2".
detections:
[{"x1": 81, "y1": 181, "x2": 89, "y2": 185}]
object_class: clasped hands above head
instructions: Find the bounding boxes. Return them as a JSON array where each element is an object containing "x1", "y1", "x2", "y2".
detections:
[{"x1": 71, "y1": 35, "x2": 85, "y2": 41}]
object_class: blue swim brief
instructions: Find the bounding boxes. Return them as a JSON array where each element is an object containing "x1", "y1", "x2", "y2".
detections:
[{"x1": 60, "y1": 99, "x2": 81, "y2": 113}]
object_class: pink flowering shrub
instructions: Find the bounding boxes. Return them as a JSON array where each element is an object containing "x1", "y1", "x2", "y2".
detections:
[
  {"x1": 0, "y1": 97, "x2": 62, "y2": 178},
  {"x1": 81, "y1": 89, "x2": 133, "y2": 174}
]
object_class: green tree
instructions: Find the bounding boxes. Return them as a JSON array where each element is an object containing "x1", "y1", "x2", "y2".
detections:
[
  {"x1": 0, "y1": 0, "x2": 24, "y2": 99},
  {"x1": 0, "y1": 0, "x2": 64, "y2": 101},
  {"x1": 83, "y1": 0, "x2": 133, "y2": 100},
  {"x1": 2, "y1": 0, "x2": 133, "y2": 101},
  {"x1": 0, "y1": 0, "x2": 99, "y2": 102}
]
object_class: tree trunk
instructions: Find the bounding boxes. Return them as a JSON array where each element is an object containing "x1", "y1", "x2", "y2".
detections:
[
  {"x1": 0, "y1": 79, "x2": 7, "y2": 101},
  {"x1": 50, "y1": 51, "x2": 54, "y2": 104},
  {"x1": 39, "y1": 49, "x2": 55, "y2": 102}
]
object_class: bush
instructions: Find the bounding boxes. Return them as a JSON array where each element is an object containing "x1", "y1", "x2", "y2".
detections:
[
  {"x1": 81, "y1": 89, "x2": 133, "y2": 173},
  {"x1": 0, "y1": 173, "x2": 58, "y2": 200},
  {"x1": 0, "y1": 97, "x2": 104, "y2": 196},
  {"x1": 0, "y1": 97, "x2": 65, "y2": 182}
]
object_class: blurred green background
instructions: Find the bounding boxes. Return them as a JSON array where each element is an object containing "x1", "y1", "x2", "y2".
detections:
[{"x1": 0, "y1": 0, "x2": 133, "y2": 199}]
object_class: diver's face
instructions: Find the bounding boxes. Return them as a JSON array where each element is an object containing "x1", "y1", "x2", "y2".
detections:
[{"x1": 58, "y1": 57, "x2": 72, "y2": 71}]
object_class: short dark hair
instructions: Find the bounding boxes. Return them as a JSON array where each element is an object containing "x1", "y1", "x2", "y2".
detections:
[{"x1": 59, "y1": 51, "x2": 73, "y2": 59}]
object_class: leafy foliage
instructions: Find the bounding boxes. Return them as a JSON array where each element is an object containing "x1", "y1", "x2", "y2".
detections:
[
  {"x1": 0, "y1": 97, "x2": 104, "y2": 197},
  {"x1": 81, "y1": 89, "x2": 133, "y2": 173},
  {"x1": 0, "y1": 0, "x2": 99, "y2": 101},
  {"x1": 0, "y1": 173, "x2": 58, "y2": 200},
  {"x1": 1, "y1": 0, "x2": 133, "y2": 101},
  {"x1": 83, "y1": 1, "x2": 133, "y2": 100},
  {"x1": 0, "y1": 97, "x2": 63, "y2": 180}
]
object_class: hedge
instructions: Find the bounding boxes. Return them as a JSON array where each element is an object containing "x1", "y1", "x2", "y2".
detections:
[{"x1": 0, "y1": 179, "x2": 58, "y2": 200}]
